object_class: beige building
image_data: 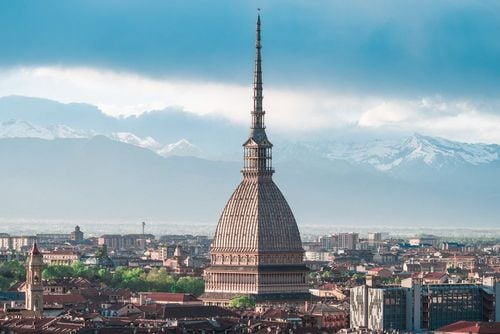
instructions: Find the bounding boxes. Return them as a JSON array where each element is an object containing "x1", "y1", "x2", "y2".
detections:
[
  {"x1": 337, "y1": 233, "x2": 359, "y2": 250},
  {"x1": 367, "y1": 232, "x2": 382, "y2": 247},
  {"x1": 43, "y1": 250, "x2": 80, "y2": 265},
  {"x1": 202, "y1": 15, "x2": 309, "y2": 306},
  {"x1": 4, "y1": 236, "x2": 38, "y2": 252},
  {"x1": 98, "y1": 234, "x2": 154, "y2": 250},
  {"x1": 305, "y1": 250, "x2": 330, "y2": 261},
  {"x1": 366, "y1": 267, "x2": 393, "y2": 279},
  {"x1": 310, "y1": 283, "x2": 347, "y2": 300},
  {"x1": 0, "y1": 233, "x2": 10, "y2": 250}
]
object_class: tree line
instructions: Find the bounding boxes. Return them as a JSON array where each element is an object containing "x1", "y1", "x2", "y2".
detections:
[{"x1": 0, "y1": 261, "x2": 204, "y2": 296}]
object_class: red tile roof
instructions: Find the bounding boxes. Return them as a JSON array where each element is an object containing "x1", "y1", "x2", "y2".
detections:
[
  {"x1": 43, "y1": 294, "x2": 87, "y2": 305},
  {"x1": 423, "y1": 272, "x2": 447, "y2": 280},
  {"x1": 436, "y1": 321, "x2": 500, "y2": 333},
  {"x1": 145, "y1": 292, "x2": 200, "y2": 303},
  {"x1": 319, "y1": 283, "x2": 336, "y2": 290}
]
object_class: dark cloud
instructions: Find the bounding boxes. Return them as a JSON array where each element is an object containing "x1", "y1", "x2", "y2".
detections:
[{"x1": 1, "y1": 0, "x2": 500, "y2": 96}]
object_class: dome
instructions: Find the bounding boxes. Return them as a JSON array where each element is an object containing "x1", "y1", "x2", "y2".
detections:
[
  {"x1": 202, "y1": 15, "x2": 309, "y2": 305},
  {"x1": 211, "y1": 176, "x2": 303, "y2": 253}
]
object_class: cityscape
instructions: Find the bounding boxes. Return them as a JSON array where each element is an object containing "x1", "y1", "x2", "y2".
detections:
[{"x1": 1, "y1": 1, "x2": 500, "y2": 334}]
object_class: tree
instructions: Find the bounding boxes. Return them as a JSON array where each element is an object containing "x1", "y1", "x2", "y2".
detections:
[
  {"x1": 97, "y1": 268, "x2": 112, "y2": 282},
  {"x1": 172, "y1": 277, "x2": 205, "y2": 296},
  {"x1": 321, "y1": 271, "x2": 333, "y2": 278},
  {"x1": 42, "y1": 265, "x2": 74, "y2": 280},
  {"x1": 0, "y1": 261, "x2": 25, "y2": 281},
  {"x1": 229, "y1": 296, "x2": 255, "y2": 308},
  {"x1": 71, "y1": 261, "x2": 87, "y2": 277},
  {"x1": 0, "y1": 276, "x2": 13, "y2": 290},
  {"x1": 34, "y1": 263, "x2": 204, "y2": 295},
  {"x1": 145, "y1": 268, "x2": 175, "y2": 291}
]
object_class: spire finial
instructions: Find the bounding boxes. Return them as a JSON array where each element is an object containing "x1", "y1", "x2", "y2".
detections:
[{"x1": 252, "y1": 12, "x2": 263, "y2": 129}]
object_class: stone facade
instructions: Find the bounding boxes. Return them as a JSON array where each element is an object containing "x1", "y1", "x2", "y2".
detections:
[{"x1": 202, "y1": 15, "x2": 308, "y2": 305}]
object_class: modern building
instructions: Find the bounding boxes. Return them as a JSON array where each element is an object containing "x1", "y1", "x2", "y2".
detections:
[
  {"x1": 350, "y1": 278, "x2": 499, "y2": 332},
  {"x1": 367, "y1": 232, "x2": 382, "y2": 248},
  {"x1": 0, "y1": 233, "x2": 10, "y2": 250},
  {"x1": 305, "y1": 250, "x2": 330, "y2": 262},
  {"x1": 0, "y1": 235, "x2": 38, "y2": 252},
  {"x1": 202, "y1": 15, "x2": 309, "y2": 305},
  {"x1": 350, "y1": 285, "x2": 411, "y2": 331},
  {"x1": 25, "y1": 242, "x2": 43, "y2": 314},
  {"x1": 319, "y1": 235, "x2": 337, "y2": 251},
  {"x1": 337, "y1": 233, "x2": 359, "y2": 250},
  {"x1": 409, "y1": 235, "x2": 439, "y2": 247}
]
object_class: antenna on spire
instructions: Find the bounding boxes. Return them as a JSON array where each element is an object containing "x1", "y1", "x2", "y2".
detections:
[
  {"x1": 142, "y1": 221, "x2": 146, "y2": 250},
  {"x1": 252, "y1": 10, "x2": 263, "y2": 128}
]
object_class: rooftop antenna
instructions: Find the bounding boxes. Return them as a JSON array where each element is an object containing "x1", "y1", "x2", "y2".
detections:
[{"x1": 142, "y1": 221, "x2": 146, "y2": 250}]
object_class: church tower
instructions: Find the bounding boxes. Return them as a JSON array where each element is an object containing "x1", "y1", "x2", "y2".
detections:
[
  {"x1": 202, "y1": 14, "x2": 309, "y2": 305},
  {"x1": 25, "y1": 242, "x2": 43, "y2": 314}
]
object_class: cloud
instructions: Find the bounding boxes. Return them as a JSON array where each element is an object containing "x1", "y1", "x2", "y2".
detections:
[
  {"x1": 358, "y1": 96, "x2": 500, "y2": 143},
  {"x1": 358, "y1": 101, "x2": 412, "y2": 127},
  {"x1": 1, "y1": 1, "x2": 500, "y2": 96},
  {"x1": 2, "y1": 66, "x2": 500, "y2": 144},
  {"x1": 0, "y1": 66, "x2": 361, "y2": 132}
]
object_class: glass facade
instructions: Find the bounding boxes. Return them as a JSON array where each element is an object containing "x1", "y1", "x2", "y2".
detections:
[
  {"x1": 350, "y1": 283, "x2": 494, "y2": 332},
  {"x1": 421, "y1": 284, "x2": 483, "y2": 330},
  {"x1": 383, "y1": 288, "x2": 408, "y2": 330}
]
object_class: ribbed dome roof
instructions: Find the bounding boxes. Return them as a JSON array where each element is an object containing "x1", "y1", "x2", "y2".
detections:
[{"x1": 211, "y1": 177, "x2": 303, "y2": 253}]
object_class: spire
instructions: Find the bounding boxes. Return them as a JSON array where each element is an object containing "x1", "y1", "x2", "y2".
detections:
[
  {"x1": 31, "y1": 241, "x2": 40, "y2": 256},
  {"x1": 243, "y1": 13, "x2": 273, "y2": 177},
  {"x1": 252, "y1": 13, "x2": 264, "y2": 129}
]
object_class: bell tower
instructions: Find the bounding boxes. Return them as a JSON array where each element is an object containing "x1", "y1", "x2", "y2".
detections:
[{"x1": 25, "y1": 241, "x2": 43, "y2": 314}]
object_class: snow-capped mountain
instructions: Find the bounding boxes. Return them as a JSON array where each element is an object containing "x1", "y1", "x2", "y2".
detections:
[
  {"x1": 0, "y1": 119, "x2": 204, "y2": 158},
  {"x1": 0, "y1": 119, "x2": 97, "y2": 139},
  {"x1": 158, "y1": 139, "x2": 203, "y2": 158},
  {"x1": 2, "y1": 119, "x2": 500, "y2": 172},
  {"x1": 295, "y1": 133, "x2": 500, "y2": 172},
  {"x1": 109, "y1": 132, "x2": 162, "y2": 150}
]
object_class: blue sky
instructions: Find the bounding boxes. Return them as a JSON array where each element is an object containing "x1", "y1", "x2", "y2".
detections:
[{"x1": 1, "y1": 1, "x2": 500, "y2": 142}]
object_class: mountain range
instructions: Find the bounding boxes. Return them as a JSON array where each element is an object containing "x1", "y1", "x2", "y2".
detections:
[{"x1": 0, "y1": 95, "x2": 499, "y2": 228}]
